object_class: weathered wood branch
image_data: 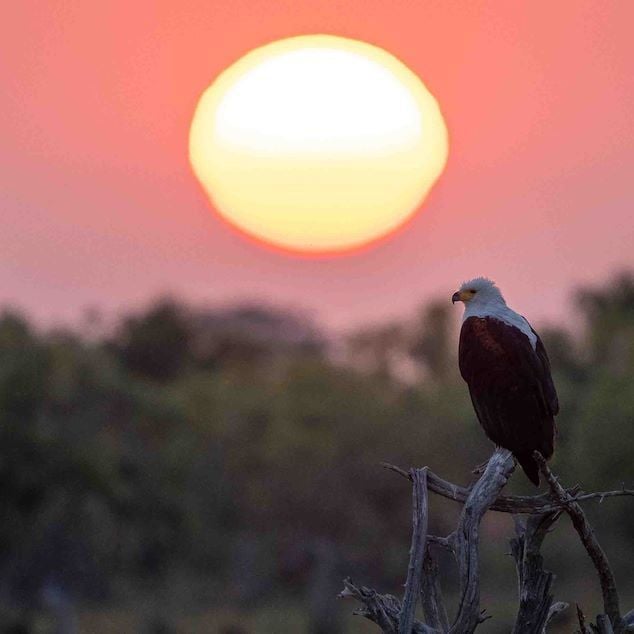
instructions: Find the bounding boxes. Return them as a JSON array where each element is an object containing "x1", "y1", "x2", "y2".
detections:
[
  {"x1": 381, "y1": 462, "x2": 633, "y2": 515},
  {"x1": 399, "y1": 468, "x2": 429, "y2": 634},
  {"x1": 534, "y1": 451, "x2": 623, "y2": 634},
  {"x1": 577, "y1": 604, "x2": 593, "y2": 634},
  {"x1": 450, "y1": 447, "x2": 516, "y2": 633},
  {"x1": 622, "y1": 609, "x2": 634, "y2": 630},
  {"x1": 342, "y1": 448, "x2": 632, "y2": 633},
  {"x1": 338, "y1": 578, "x2": 439, "y2": 633},
  {"x1": 427, "y1": 533, "x2": 455, "y2": 555},
  {"x1": 544, "y1": 602, "x2": 569, "y2": 631},
  {"x1": 421, "y1": 549, "x2": 449, "y2": 632},
  {"x1": 510, "y1": 511, "x2": 563, "y2": 633}
]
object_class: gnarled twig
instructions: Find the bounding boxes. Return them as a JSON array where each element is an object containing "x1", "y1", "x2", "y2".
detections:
[
  {"x1": 450, "y1": 448, "x2": 516, "y2": 633},
  {"x1": 544, "y1": 602, "x2": 569, "y2": 632},
  {"x1": 399, "y1": 468, "x2": 429, "y2": 634},
  {"x1": 343, "y1": 449, "x2": 632, "y2": 633},
  {"x1": 622, "y1": 609, "x2": 634, "y2": 630},
  {"x1": 338, "y1": 577, "x2": 439, "y2": 633},
  {"x1": 427, "y1": 533, "x2": 455, "y2": 555},
  {"x1": 510, "y1": 511, "x2": 562, "y2": 633},
  {"x1": 380, "y1": 462, "x2": 633, "y2": 515},
  {"x1": 421, "y1": 548, "x2": 449, "y2": 632},
  {"x1": 577, "y1": 604, "x2": 592, "y2": 634},
  {"x1": 534, "y1": 451, "x2": 623, "y2": 634}
]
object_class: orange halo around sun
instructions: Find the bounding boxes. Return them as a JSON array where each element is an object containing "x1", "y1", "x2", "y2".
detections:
[{"x1": 189, "y1": 35, "x2": 449, "y2": 255}]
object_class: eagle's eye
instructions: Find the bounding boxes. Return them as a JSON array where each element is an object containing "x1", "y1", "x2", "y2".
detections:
[{"x1": 469, "y1": 289, "x2": 477, "y2": 294}]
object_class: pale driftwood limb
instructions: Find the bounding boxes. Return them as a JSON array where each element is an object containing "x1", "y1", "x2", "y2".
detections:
[
  {"x1": 543, "y1": 602, "x2": 569, "y2": 632},
  {"x1": 339, "y1": 466, "x2": 439, "y2": 633},
  {"x1": 421, "y1": 549, "x2": 449, "y2": 633},
  {"x1": 338, "y1": 578, "x2": 439, "y2": 633},
  {"x1": 427, "y1": 533, "x2": 455, "y2": 555},
  {"x1": 510, "y1": 511, "x2": 562, "y2": 633},
  {"x1": 534, "y1": 451, "x2": 623, "y2": 634},
  {"x1": 449, "y1": 447, "x2": 516, "y2": 633},
  {"x1": 337, "y1": 578, "x2": 400, "y2": 633},
  {"x1": 622, "y1": 609, "x2": 634, "y2": 630},
  {"x1": 399, "y1": 468, "x2": 429, "y2": 634},
  {"x1": 380, "y1": 462, "x2": 633, "y2": 515},
  {"x1": 343, "y1": 449, "x2": 632, "y2": 632}
]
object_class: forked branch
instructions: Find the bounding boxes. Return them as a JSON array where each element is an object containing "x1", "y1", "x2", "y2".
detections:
[
  {"x1": 341, "y1": 448, "x2": 632, "y2": 633},
  {"x1": 534, "y1": 451, "x2": 623, "y2": 634},
  {"x1": 421, "y1": 550, "x2": 449, "y2": 632},
  {"x1": 399, "y1": 468, "x2": 429, "y2": 634},
  {"x1": 338, "y1": 577, "x2": 439, "y2": 633},
  {"x1": 449, "y1": 448, "x2": 515, "y2": 632},
  {"x1": 380, "y1": 462, "x2": 633, "y2": 515},
  {"x1": 510, "y1": 511, "x2": 564, "y2": 633}
]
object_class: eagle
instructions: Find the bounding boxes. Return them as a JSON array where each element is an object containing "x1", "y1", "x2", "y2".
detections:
[{"x1": 452, "y1": 277, "x2": 559, "y2": 485}]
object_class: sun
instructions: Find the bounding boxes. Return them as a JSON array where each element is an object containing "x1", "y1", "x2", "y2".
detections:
[{"x1": 189, "y1": 35, "x2": 448, "y2": 254}]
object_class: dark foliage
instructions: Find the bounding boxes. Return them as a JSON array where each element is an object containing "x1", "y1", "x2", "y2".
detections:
[{"x1": 0, "y1": 274, "x2": 632, "y2": 631}]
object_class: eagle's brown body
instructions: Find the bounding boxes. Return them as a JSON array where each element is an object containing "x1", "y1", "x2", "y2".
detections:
[{"x1": 458, "y1": 316, "x2": 559, "y2": 485}]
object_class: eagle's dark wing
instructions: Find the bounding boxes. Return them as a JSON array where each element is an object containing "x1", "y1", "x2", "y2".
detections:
[
  {"x1": 531, "y1": 326, "x2": 559, "y2": 417},
  {"x1": 458, "y1": 316, "x2": 558, "y2": 485}
]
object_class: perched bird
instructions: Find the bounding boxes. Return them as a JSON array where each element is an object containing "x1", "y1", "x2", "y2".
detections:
[{"x1": 452, "y1": 278, "x2": 559, "y2": 485}]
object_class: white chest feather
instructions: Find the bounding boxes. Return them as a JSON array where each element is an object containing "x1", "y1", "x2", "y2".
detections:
[{"x1": 463, "y1": 302, "x2": 537, "y2": 350}]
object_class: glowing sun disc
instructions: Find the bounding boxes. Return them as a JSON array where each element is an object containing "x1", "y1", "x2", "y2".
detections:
[{"x1": 189, "y1": 35, "x2": 448, "y2": 254}]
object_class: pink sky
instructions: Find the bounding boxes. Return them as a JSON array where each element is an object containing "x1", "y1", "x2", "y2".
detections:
[{"x1": 2, "y1": 1, "x2": 633, "y2": 332}]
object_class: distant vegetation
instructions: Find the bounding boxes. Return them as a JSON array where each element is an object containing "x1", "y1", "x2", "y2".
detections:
[{"x1": 0, "y1": 272, "x2": 632, "y2": 632}]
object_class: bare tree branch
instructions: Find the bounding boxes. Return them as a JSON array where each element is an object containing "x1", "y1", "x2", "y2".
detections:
[
  {"x1": 534, "y1": 451, "x2": 623, "y2": 634},
  {"x1": 338, "y1": 578, "x2": 439, "y2": 633},
  {"x1": 622, "y1": 609, "x2": 634, "y2": 630},
  {"x1": 399, "y1": 468, "x2": 429, "y2": 634},
  {"x1": 421, "y1": 549, "x2": 449, "y2": 633},
  {"x1": 543, "y1": 602, "x2": 569, "y2": 632},
  {"x1": 380, "y1": 462, "x2": 633, "y2": 515},
  {"x1": 510, "y1": 511, "x2": 561, "y2": 633},
  {"x1": 577, "y1": 604, "x2": 593, "y2": 634},
  {"x1": 342, "y1": 450, "x2": 632, "y2": 633},
  {"x1": 427, "y1": 533, "x2": 455, "y2": 555},
  {"x1": 449, "y1": 447, "x2": 516, "y2": 633}
]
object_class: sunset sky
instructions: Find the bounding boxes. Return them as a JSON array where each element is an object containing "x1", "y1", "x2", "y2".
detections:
[{"x1": 3, "y1": 1, "x2": 634, "y2": 332}]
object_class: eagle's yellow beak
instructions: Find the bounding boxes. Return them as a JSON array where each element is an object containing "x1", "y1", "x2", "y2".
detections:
[{"x1": 452, "y1": 290, "x2": 474, "y2": 304}]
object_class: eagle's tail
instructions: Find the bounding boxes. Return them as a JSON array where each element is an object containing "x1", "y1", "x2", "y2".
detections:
[{"x1": 515, "y1": 452, "x2": 540, "y2": 486}]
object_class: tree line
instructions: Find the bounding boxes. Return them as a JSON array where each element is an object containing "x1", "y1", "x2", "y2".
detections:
[{"x1": 0, "y1": 273, "x2": 632, "y2": 632}]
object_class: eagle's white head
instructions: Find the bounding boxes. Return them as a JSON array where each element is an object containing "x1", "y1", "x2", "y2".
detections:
[
  {"x1": 451, "y1": 277, "x2": 506, "y2": 308},
  {"x1": 452, "y1": 277, "x2": 537, "y2": 348}
]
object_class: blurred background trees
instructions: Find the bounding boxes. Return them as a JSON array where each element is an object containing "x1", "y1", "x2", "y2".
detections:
[{"x1": 0, "y1": 273, "x2": 632, "y2": 632}]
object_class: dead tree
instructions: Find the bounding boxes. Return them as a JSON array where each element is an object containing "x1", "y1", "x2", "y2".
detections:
[{"x1": 339, "y1": 448, "x2": 634, "y2": 633}]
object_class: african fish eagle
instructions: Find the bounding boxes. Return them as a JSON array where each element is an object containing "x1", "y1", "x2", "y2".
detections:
[{"x1": 452, "y1": 278, "x2": 559, "y2": 485}]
